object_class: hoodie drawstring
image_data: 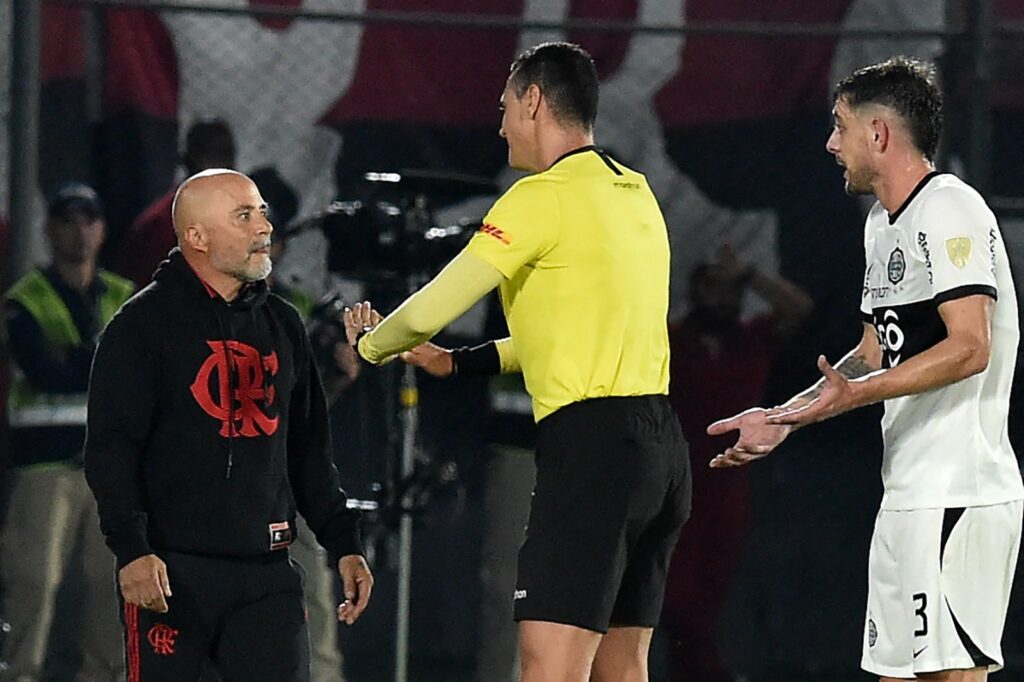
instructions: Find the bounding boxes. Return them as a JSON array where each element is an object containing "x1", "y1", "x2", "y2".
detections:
[{"x1": 214, "y1": 307, "x2": 235, "y2": 479}]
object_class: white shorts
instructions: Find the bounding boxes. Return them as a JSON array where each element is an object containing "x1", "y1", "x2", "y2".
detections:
[{"x1": 862, "y1": 501, "x2": 1022, "y2": 678}]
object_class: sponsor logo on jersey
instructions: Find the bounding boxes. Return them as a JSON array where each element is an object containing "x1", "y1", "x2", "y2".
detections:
[
  {"x1": 876, "y1": 308, "x2": 905, "y2": 367},
  {"x1": 887, "y1": 247, "x2": 906, "y2": 284},
  {"x1": 479, "y1": 223, "x2": 511, "y2": 245},
  {"x1": 989, "y1": 228, "x2": 998, "y2": 275},
  {"x1": 917, "y1": 232, "x2": 933, "y2": 285},
  {"x1": 945, "y1": 237, "x2": 972, "y2": 268},
  {"x1": 866, "y1": 285, "x2": 892, "y2": 300},
  {"x1": 868, "y1": 618, "x2": 877, "y2": 647},
  {"x1": 513, "y1": 589, "x2": 527, "y2": 600}
]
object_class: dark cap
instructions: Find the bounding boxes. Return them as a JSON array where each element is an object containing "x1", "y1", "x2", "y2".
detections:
[{"x1": 48, "y1": 182, "x2": 104, "y2": 221}]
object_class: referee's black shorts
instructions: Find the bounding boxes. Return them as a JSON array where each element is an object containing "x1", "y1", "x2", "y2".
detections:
[{"x1": 513, "y1": 394, "x2": 691, "y2": 633}]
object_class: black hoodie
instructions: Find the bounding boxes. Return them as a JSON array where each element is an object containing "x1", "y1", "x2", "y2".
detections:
[{"x1": 85, "y1": 249, "x2": 362, "y2": 568}]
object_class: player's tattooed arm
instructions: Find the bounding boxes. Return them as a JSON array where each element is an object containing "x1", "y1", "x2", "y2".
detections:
[
  {"x1": 778, "y1": 324, "x2": 882, "y2": 409},
  {"x1": 791, "y1": 352, "x2": 873, "y2": 401}
]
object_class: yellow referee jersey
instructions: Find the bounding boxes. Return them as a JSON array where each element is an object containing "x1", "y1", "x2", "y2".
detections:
[{"x1": 465, "y1": 146, "x2": 671, "y2": 421}]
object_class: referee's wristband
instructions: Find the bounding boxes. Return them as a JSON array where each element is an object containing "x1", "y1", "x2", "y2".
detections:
[{"x1": 450, "y1": 341, "x2": 501, "y2": 376}]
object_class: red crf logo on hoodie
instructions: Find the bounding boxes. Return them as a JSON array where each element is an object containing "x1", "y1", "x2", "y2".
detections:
[{"x1": 190, "y1": 340, "x2": 279, "y2": 437}]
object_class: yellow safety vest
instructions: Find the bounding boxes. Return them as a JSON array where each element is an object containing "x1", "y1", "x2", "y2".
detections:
[{"x1": 5, "y1": 268, "x2": 134, "y2": 428}]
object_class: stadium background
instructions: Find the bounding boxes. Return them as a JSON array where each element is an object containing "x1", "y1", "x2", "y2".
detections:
[{"x1": 3, "y1": 1, "x2": 1024, "y2": 680}]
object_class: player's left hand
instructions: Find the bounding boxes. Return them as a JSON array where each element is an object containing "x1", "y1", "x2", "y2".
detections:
[
  {"x1": 707, "y1": 407, "x2": 790, "y2": 468},
  {"x1": 766, "y1": 355, "x2": 860, "y2": 426},
  {"x1": 337, "y1": 554, "x2": 374, "y2": 625},
  {"x1": 343, "y1": 301, "x2": 383, "y2": 348}
]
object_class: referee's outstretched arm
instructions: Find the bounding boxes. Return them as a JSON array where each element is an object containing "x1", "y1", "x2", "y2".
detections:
[{"x1": 343, "y1": 249, "x2": 505, "y2": 366}]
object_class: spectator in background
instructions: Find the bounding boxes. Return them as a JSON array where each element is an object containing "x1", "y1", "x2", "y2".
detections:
[
  {"x1": 112, "y1": 118, "x2": 236, "y2": 287},
  {"x1": 0, "y1": 184, "x2": 134, "y2": 680},
  {"x1": 661, "y1": 244, "x2": 812, "y2": 681}
]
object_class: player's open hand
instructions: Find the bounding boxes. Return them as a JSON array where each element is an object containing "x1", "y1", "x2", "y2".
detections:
[
  {"x1": 343, "y1": 301, "x2": 383, "y2": 348},
  {"x1": 400, "y1": 342, "x2": 454, "y2": 377},
  {"x1": 119, "y1": 554, "x2": 172, "y2": 613},
  {"x1": 337, "y1": 554, "x2": 374, "y2": 625},
  {"x1": 707, "y1": 407, "x2": 791, "y2": 468},
  {"x1": 766, "y1": 355, "x2": 860, "y2": 427}
]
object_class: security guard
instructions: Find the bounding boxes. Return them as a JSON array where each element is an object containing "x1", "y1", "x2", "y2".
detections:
[{"x1": 1, "y1": 183, "x2": 133, "y2": 681}]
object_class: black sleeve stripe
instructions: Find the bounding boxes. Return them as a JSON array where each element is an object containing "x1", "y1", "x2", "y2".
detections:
[
  {"x1": 934, "y1": 284, "x2": 998, "y2": 306},
  {"x1": 861, "y1": 311, "x2": 874, "y2": 324}
]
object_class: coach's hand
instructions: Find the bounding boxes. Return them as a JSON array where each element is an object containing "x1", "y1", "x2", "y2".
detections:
[
  {"x1": 337, "y1": 554, "x2": 374, "y2": 625},
  {"x1": 400, "y1": 342, "x2": 454, "y2": 377},
  {"x1": 343, "y1": 301, "x2": 383, "y2": 348},
  {"x1": 119, "y1": 554, "x2": 172, "y2": 613}
]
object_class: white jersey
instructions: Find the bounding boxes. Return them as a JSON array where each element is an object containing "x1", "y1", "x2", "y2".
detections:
[{"x1": 860, "y1": 172, "x2": 1024, "y2": 510}]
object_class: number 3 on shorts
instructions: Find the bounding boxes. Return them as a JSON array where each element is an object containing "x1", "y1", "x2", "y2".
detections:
[{"x1": 913, "y1": 592, "x2": 928, "y2": 636}]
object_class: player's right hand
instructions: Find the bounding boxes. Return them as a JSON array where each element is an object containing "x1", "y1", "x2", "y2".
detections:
[
  {"x1": 119, "y1": 554, "x2": 172, "y2": 613},
  {"x1": 707, "y1": 407, "x2": 791, "y2": 468},
  {"x1": 400, "y1": 342, "x2": 454, "y2": 377}
]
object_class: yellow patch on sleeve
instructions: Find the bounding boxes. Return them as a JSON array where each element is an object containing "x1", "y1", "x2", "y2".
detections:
[{"x1": 945, "y1": 237, "x2": 972, "y2": 268}]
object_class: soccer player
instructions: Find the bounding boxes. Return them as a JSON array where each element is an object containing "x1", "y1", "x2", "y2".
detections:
[
  {"x1": 708, "y1": 57, "x2": 1023, "y2": 682},
  {"x1": 344, "y1": 42, "x2": 690, "y2": 682}
]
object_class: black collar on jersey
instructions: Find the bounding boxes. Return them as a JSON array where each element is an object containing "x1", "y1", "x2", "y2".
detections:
[
  {"x1": 549, "y1": 145, "x2": 623, "y2": 176},
  {"x1": 888, "y1": 170, "x2": 943, "y2": 224}
]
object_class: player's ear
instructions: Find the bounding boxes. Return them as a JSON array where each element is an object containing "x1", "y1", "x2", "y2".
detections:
[{"x1": 871, "y1": 117, "x2": 890, "y2": 152}]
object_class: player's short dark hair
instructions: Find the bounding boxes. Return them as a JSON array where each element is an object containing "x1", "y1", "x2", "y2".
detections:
[
  {"x1": 833, "y1": 56, "x2": 943, "y2": 161},
  {"x1": 509, "y1": 42, "x2": 599, "y2": 130}
]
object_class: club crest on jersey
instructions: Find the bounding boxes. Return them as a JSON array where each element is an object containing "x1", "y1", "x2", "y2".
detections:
[
  {"x1": 946, "y1": 237, "x2": 972, "y2": 268},
  {"x1": 887, "y1": 247, "x2": 906, "y2": 284}
]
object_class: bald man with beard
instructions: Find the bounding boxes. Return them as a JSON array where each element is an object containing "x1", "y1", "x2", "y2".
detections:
[{"x1": 84, "y1": 170, "x2": 373, "y2": 682}]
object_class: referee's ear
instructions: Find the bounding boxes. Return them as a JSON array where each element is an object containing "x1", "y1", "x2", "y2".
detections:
[{"x1": 524, "y1": 83, "x2": 542, "y2": 120}]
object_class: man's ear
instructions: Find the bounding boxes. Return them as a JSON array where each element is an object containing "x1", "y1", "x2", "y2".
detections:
[
  {"x1": 525, "y1": 83, "x2": 542, "y2": 120},
  {"x1": 184, "y1": 223, "x2": 209, "y2": 253},
  {"x1": 870, "y1": 117, "x2": 891, "y2": 153}
]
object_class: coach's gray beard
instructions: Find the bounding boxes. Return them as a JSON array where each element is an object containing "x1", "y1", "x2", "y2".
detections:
[{"x1": 236, "y1": 257, "x2": 273, "y2": 282}]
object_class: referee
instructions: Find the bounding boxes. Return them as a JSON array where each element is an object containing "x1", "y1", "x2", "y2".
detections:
[{"x1": 345, "y1": 42, "x2": 690, "y2": 682}]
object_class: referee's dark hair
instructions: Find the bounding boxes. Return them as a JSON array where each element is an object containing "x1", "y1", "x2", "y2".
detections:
[
  {"x1": 509, "y1": 42, "x2": 599, "y2": 131},
  {"x1": 833, "y1": 56, "x2": 943, "y2": 161}
]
